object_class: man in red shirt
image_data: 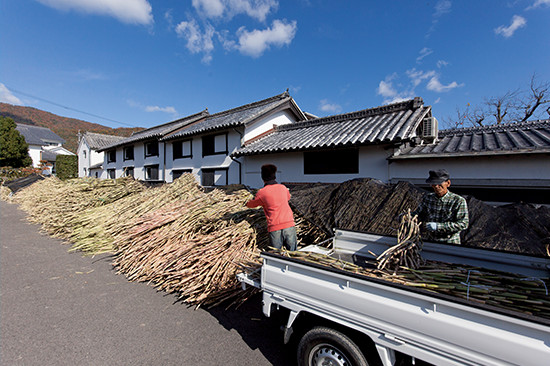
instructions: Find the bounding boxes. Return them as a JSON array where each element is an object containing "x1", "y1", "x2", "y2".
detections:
[{"x1": 246, "y1": 164, "x2": 297, "y2": 251}]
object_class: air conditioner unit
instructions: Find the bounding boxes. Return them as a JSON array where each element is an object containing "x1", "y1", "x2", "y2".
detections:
[{"x1": 421, "y1": 117, "x2": 438, "y2": 141}]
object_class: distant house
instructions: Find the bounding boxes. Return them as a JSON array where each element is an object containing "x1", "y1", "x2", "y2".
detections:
[
  {"x1": 388, "y1": 119, "x2": 550, "y2": 203},
  {"x1": 15, "y1": 123, "x2": 74, "y2": 174},
  {"x1": 233, "y1": 98, "x2": 434, "y2": 188},
  {"x1": 77, "y1": 132, "x2": 126, "y2": 178},
  {"x1": 98, "y1": 91, "x2": 306, "y2": 185}
]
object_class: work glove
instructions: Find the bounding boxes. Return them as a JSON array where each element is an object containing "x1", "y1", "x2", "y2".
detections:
[{"x1": 426, "y1": 222, "x2": 438, "y2": 231}]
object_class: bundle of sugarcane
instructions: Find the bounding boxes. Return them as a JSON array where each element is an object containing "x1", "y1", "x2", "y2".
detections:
[
  {"x1": 112, "y1": 186, "x2": 270, "y2": 308},
  {"x1": 376, "y1": 209, "x2": 423, "y2": 272},
  {"x1": 1, "y1": 185, "x2": 12, "y2": 201},
  {"x1": 13, "y1": 176, "x2": 145, "y2": 238},
  {"x1": 273, "y1": 249, "x2": 550, "y2": 320},
  {"x1": 66, "y1": 174, "x2": 202, "y2": 254}
]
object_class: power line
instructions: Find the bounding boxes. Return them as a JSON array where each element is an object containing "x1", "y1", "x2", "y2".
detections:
[{"x1": 5, "y1": 85, "x2": 138, "y2": 128}]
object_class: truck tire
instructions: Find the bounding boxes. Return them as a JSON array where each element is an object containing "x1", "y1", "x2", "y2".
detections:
[{"x1": 297, "y1": 326, "x2": 369, "y2": 366}]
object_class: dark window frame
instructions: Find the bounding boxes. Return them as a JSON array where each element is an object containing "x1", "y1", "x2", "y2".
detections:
[
  {"x1": 124, "y1": 166, "x2": 134, "y2": 177},
  {"x1": 144, "y1": 164, "x2": 160, "y2": 181},
  {"x1": 172, "y1": 169, "x2": 193, "y2": 180},
  {"x1": 201, "y1": 168, "x2": 228, "y2": 186},
  {"x1": 144, "y1": 141, "x2": 159, "y2": 157},
  {"x1": 107, "y1": 150, "x2": 116, "y2": 163},
  {"x1": 303, "y1": 148, "x2": 359, "y2": 175},
  {"x1": 107, "y1": 168, "x2": 116, "y2": 179},
  {"x1": 173, "y1": 139, "x2": 193, "y2": 160},
  {"x1": 123, "y1": 145, "x2": 134, "y2": 161},
  {"x1": 202, "y1": 133, "x2": 228, "y2": 157}
]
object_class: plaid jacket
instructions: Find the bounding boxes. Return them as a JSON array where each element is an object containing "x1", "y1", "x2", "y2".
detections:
[{"x1": 414, "y1": 191, "x2": 469, "y2": 244}]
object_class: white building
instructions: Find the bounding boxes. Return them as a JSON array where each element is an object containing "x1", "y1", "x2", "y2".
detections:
[
  {"x1": 98, "y1": 91, "x2": 306, "y2": 185},
  {"x1": 77, "y1": 132, "x2": 126, "y2": 178},
  {"x1": 234, "y1": 98, "x2": 434, "y2": 187},
  {"x1": 15, "y1": 123, "x2": 74, "y2": 174},
  {"x1": 234, "y1": 99, "x2": 550, "y2": 204}
]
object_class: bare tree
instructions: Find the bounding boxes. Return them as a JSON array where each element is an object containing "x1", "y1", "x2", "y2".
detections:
[
  {"x1": 445, "y1": 74, "x2": 550, "y2": 128},
  {"x1": 517, "y1": 75, "x2": 550, "y2": 122}
]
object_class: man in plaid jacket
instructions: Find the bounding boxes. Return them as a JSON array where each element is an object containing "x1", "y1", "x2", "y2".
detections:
[{"x1": 413, "y1": 169, "x2": 469, "y2": 244}]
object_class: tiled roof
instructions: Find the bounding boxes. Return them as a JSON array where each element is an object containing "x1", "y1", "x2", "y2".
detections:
[
  {"x1": 98, "y1": 110, "x2": 209, "y2": 151},
  {"x1": 82, "y1": 132, "x2": 126, "y2": 150},
  {"x1": 391, "y1": 119, "x2": 550, "y2": 160},
  {"x1": 232, "y1": 98, "x2": 430, "y2": 157},
  {"x1": 16, "y1": 123, "x2": 65, "y2": 145},
  {"x1": 164, "y1": 91, "x2": 301, "y2": 140}
]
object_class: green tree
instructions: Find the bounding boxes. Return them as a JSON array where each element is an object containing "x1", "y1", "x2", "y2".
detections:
[
  {"x1": 0, "y1": 116, "x2": 32, "y2": 167},
  {"x1": 55, "y1": 155, "x2": 78, "y2": 180}
]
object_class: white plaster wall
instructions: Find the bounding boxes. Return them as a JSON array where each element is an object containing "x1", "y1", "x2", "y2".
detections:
[
  {"x1": 165, "y1": 130, "x2": 242, "y2": 185},
  {"x1": 28, "y1": 145, "x2": 42, "y2": 167},
  {"x1": 242, "y1": 145, "x2": 392, "y2": 188},
  {"x1": 244, "y1": 110, "x2": 295, "y2": 142},
  {"x1": 77, "y1": 142, "x2": 89, "y2": 177},
  {"x1": 388, "y1": 154, "x2": 550, "y2": 185}
]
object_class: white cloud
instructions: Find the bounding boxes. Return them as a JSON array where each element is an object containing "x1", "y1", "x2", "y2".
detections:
[
  {"x1": 192, "y1": 0, "x2": 278, "y2": 22},
  {"x1": 0, "y1": 84, "x2": 23, "y2": 105},
  {"x1": 527, "y1": 0, "x2": 550, "y2": 10},
  {"x1": 175, "y1": 19, "x2": 215, "y2": 63},
  {"x1": 145, "y1": 105, "x2": 178, "y2": 114},
  {"x1": 36, "y1": 0, "x2": 153, "y2": 25},
  {"x1": 319, "y1": 99, "x2": 342, "y2": 114},
  {"x1": 494, "y1": 15, "x2": 526, "y2": 38},
  {"x1": 416, "y1": 47, "x2": 433, "y2": 63},
  {"x1": 407, "y1": 69, "x2": 436, "y2": 87},
  {"x1": 434, "y1": 0, "x2": 452, "y2": 17},
  {"x1": 236, "y1": 19, "x2": 297, "y2": 58},
  {"x1": 426, "y1": 0, "x2": 452, "y2": 38},
  {"x1": 426, "y1": 75, "x2": 463, "y2": 92},
  {"x1": 436, "y1": 60, "x2": 449, "y2": 68}
]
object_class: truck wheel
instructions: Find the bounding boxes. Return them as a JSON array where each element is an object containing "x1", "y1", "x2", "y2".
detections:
[{"x1": 297, "y1": 326, "x2": 369, "y2": 366}]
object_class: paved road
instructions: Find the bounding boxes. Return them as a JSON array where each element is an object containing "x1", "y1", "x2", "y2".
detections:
[{"x1": 0, "y1": 201, "x2": 294, "y2": 365}]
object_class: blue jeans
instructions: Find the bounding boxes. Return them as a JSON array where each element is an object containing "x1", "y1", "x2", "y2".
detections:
[{"x1": 269, "y1": 226, "x2": 297, "y2": 251}]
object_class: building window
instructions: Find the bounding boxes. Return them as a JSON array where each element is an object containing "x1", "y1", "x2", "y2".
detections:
[
  {"x1": 83, "y1": 150, "x2": 87, "y2": 158},
  {"x1": 124, "y1": 166, "x2": 134, "y2": 177},
  {"x1": 201, "y1": 168, "x2": 228, "y2": 186},
  {"x1": 202, "y1": 133, "x2": 227, "y2": 157},
  {"x1": 107, "y1": 150, "x2": 116, "y2": 163},
  {"x1": 145, "y1": 142, "x2": 159, "y2": 157},
  {"x1": 123, "y1": 146, "x2": 134, "y2": 161},
  {"x1": 145, "y1": 164, "x2": 159, "y2": 180},
  {"x1": 173, "y1": 169, "x2": 192, "y2": 180},
  {"x1": 304, "y1": 148, "x2": 359, "y2": 175},
  {"x1": 173, "y1": 140, "x2": 192, "y2": 159},
  {"x1": 107, "y1": 169, "x2": 116, "y2": 179}
]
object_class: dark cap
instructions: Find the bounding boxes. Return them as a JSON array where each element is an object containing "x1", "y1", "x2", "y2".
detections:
[
  {"x1": 261, "y1": 164, "x2": 277, "y2": 182},
  {"x1": 426, "y1": 169, "x2": 450, "y2": 184}
]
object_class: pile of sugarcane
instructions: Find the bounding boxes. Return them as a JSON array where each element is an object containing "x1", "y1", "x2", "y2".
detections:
[
  {"x1": 376, "y1": 209, "x2": 423, "y2": 272},
  {"x1": 111, "y1": 187, "x2": 268, "y2": 308},
  {"x1": 0, "y1": 185, "x2": 11, "y2": 201},
  {"x1": 270, "y1": 249, "x2": 550, "y2": 320},
  {"x1": 13, "y1": 176, "x2": 146, "y2": 239}
]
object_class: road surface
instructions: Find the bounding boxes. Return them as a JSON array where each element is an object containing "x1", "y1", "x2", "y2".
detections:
[{"x1": 0, "y1": 200, "x2": 293, "y2": 365}]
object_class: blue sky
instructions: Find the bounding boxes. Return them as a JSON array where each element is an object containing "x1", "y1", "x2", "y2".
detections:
[{"x1": 1, "y1": 0, "x2": 549, "y2": 130}]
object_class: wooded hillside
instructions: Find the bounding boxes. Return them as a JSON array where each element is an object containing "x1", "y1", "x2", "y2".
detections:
[{"x1": 0, "y1": 103, "x2": 143, "y2": 153}]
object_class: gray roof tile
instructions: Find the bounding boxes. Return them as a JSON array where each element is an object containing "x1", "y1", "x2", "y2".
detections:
[
  {"x1": 98, "y1": 110, "x2": 209, "y2": 151},
  {"x1": 16, "y1": 123, "x2": 65, "y2": 145},
  {"x1": 392, "y1": 119, "x2": 550, "y2": 159},
  {"x1": 82, "y1": 132, "x2": 126, "y2": 150},
  {"x1": 232, "y1": 98, "x2": 430, "y2": 157},
  {"x1": 163, "y1": 91, "x2": 299, "y2": 140}
]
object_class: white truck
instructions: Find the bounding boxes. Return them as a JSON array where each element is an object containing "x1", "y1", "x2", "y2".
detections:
[{"x1": 238, "y1": 229, "x2": 550, "y2": 366}]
